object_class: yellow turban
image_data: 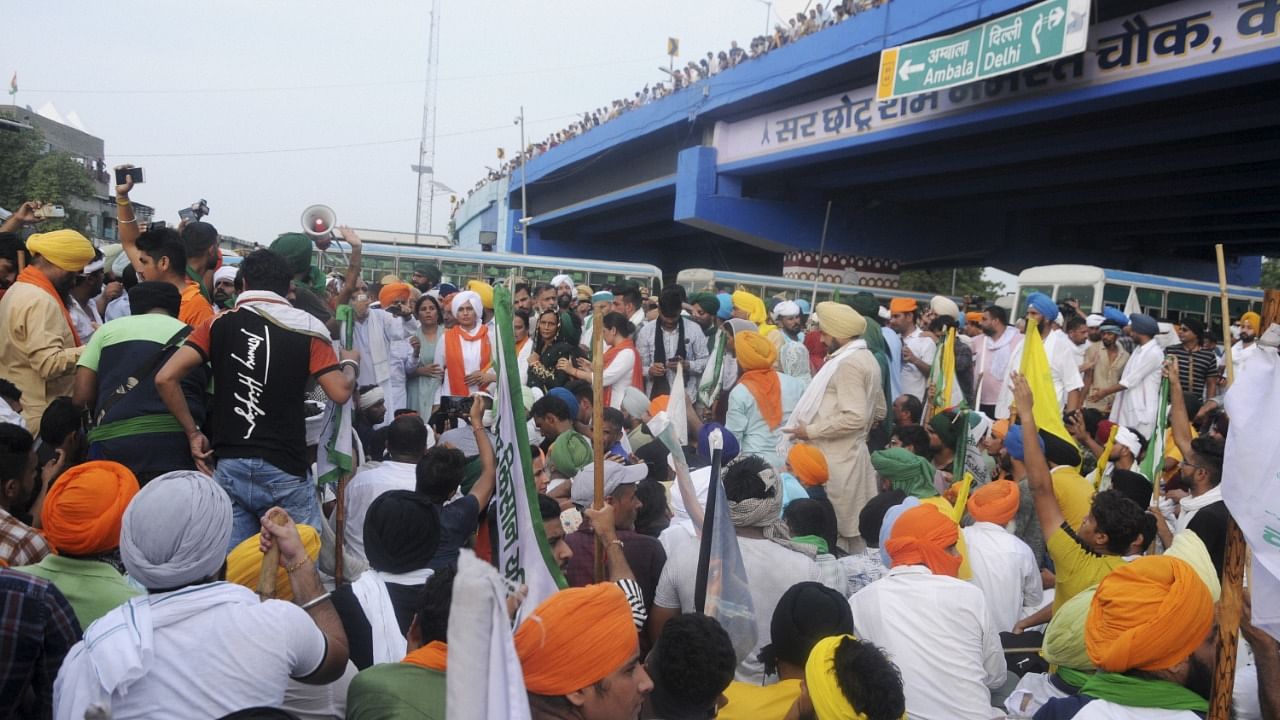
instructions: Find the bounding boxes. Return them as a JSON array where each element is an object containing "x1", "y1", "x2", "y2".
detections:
[
  {"x1": 815, "y1": 301, "x2": 866, "y2": 340},
  {"x1": 515, "y1": 583, "x2": 638, "y2": 695},
  {"x1": 225, "y1": 525, "x2": 321, "y2": 601},
  {"x1": 1240, "y1": 311, "x2": 1261, "y2": 334},
  {"x1": 966, "y1": 479, "x2": 1020, "y2": 526},
  {"x1": 378, "y1": 282, "x2": 412, "y2": 307},
  {"x1": 788, "y1": 444, "x2": 829, "y2": 487},
  {"x1": 735, "y1": 330, "x2": 777, "y2": 370},
  {"x1": 575, "y1": 284, "x2": 593, "y2": 301},
  {"x1": 1043, "y1": 588, "x2": 1095, "y2": 671},
  {"x1": 732, "y1": 290, "x2": 767, "y2": 324},
  {"x1": 467, "y1": 279, "x2": 494, "y2": 309},
  {"x1": 27, "y1": 229, "x2": 95, "y2": 272},
  {"x1": 1086, "y1": 555, "x2": 1213, "y2": 672},
  {"x1": 804, "y1": 635, "x2": 902, "y2": 720},
  {"x1": 1164, "y1": 529, "x2": 1221, "y2": 602}
]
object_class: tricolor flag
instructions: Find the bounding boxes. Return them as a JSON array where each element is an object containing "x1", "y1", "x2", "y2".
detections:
[
  {"x1": 1137, "y1": 377, "x2": 1169, "y2": 486},
  {"x1": 1221, "y1": 347, "x2": 1280, "y2": 642},
  {"x1": 318, "y1": 305, "x2": 356, "y2": 485},
  {"x1": 491, "y1": 284, "x2": 567, "y2": 623},
  {"x1": 8, "y1": 72, "x2": 15, "y2": 96},
  {"x1": 1019, "y1": 322, "x2": 1076, "y2": 450}
]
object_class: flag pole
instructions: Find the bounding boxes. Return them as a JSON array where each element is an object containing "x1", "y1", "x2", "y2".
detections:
[
  {"x1": 1215, "y1": 244, "x2": 1234, "y2": 388},
  {"x1": 694, "y1": 431, "x2": 724, "y2": 614},
  {"x1": 591, "y1": 305, "x2": 607, "y2": 583},
  {"x1": 810, "y1": 200, "x2": 832, "y2": 310}
]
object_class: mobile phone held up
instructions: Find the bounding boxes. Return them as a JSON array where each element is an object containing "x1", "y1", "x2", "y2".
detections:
[{"x1": 114, "y1": 166, "x2": 145, "y2": 186}]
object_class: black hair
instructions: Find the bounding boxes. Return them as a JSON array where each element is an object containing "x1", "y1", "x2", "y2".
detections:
[
  {"x1": 984, "y1": 304, "x2": 1009, "y2": 325},
  {"x1": 530, "y1": 395, "x2": 571, "y2": 422},
  {"x1": 1065, "y1": 315, "x2": 1087, "y2": 332},
  {"x1": 119, "y1": 264, "x2": 138, "y2": 291},
  {"x1": 894, "y1": 395, "x2": 923, "y2": 425},
  {"x1": 514, "y1": 282, "x2": 531, "y2": 295},
  {"x1": 617, "y1": 283, "x2": 643, "y2": 310},
  {"x1": 762, "y1": 581, "x2": 853, "y2": 673},
  {"x1": 633, "y1": 479, "x2": 671, "y2": 538},
  {"x1": 415, "y1": 564, "x2": 457, "y2": 645},
  {"x1": 658, "y1": 286, "x2": 683, "y2": 318},
  {"x1": 785, "y1": 498, "x2": 837, "y2": 552},
  {"x1": 39, "y1": 396, "x2": 80, "y2": 448},
  {"x1": 134, "y1": 227, "x2": 186, "y2": 274},
  {"x1": 128, "y1": 280, "x2": 182, "y2": 317},
  {"x1": 927, "y1": 315, "x2": 957, "y2": 334},
  {"x1": 647, "y1": 614, "x2": 737, "y2": 716},
  {"x1": 1091, "y1": 489, "x2": 1148, "y2": 554},
  {"x1": 601, "y1": 407, "x2": 624, "y2": 429},
  {"x1": 0, "y1": 422, "x2": 34, "y2": 482},
  {"x1": 1039, "y1": 430, "x2": 1082, "y2": 468},
  {"x1": 385, "y1": 415, "x2": 428, "y2": 458},
  {"x1": 0, "y1": 232, "x2": 25, "y2": 266},
  {"x1": 722, "y1": 455, "x2": 773, "y2": 502},
  {"x1": 1189, "y1": 435, "x2": 1224, "y2": 487},
  {"x1": 0, "y1": 378, "x2": 21, "y2": 404},
  {"x1": 181, "y1": 221, "x2": 219, "y2": 257},
  {"x1": 859, "y1": 490, "x2": 906, "y2": 548},
  {"x1": 565, "y1": 379, "x2": 592, "y2": 404},
  {"x1": 1081, "y1": 408, "x2": 1103, "y2": 437},
  {"x1": 414, "y1": 293, "x2": 442, "y2": 321},
  {"x1": 238, "y1": 249, "x2": 293, "y2": 297},
  {"x1": 893, "y1": 424, "x2": 932, "y2": 458},
  {"x1": 601, "y1": 311, "x2": 635, "y2": 337},
  {"x1": 832, "y1": 636, "x2": 908, "y2": 720},
  {"x1": 634, "y1": 440, "x2": 672, "y2": 483},
  {"x1": 533, "y1": 283, "x2": 555, "y2": 297},
  {"x1": 416, "y1": 446, "x2": 468, "y2": 502},
  {"x1": 513, "y1": 308, "x2": 531, "y2": 331},
  {"x1": 537, "y1": 492, "x2": 561, "y2": 521}
]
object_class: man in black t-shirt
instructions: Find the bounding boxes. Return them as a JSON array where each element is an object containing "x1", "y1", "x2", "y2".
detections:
[{"x1": 156, "y1": 249, "x2": 357, "y2": 549}]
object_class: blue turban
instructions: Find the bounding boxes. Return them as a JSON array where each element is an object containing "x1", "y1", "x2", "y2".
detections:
[
  {"x1": 878, "y1": 496, "x2": 921, "y2": 566},
  {"x1": 547, "y1": 387, "x2": 579, "y2": 421},
  {"x1": 796, "y1": 298, "x2": 811, "y2": 316},
  {"x1": 716, "y1": 293, "x2": 734, "y2": 320},
  {"x1": 1025, "y1": 292, "x2": 1059, "y2": 322},
  {"x1": 1004, "y1": 424, "x2": 1045, "y2": 461},
  {"x1": 438, "y1": 282, "x2": 458, "y2": 297},
  {"x1": 1129, "y1": 313, "x2": 1159, "y2": 337},
  {"x1": 697, "y1": 423, "x2": 739, "y2": 463},
  {"x1": 1103, "y1": 307, "x2": 1129, "y2": 327}
]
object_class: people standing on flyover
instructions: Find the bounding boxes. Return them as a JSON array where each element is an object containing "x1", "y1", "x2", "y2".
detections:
[{"x1": 783, "y1": 302, "x2": 885, "y2": 552}]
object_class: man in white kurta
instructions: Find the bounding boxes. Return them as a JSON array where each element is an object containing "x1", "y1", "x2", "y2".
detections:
[
  {"x1": 1100, "y1": 314, "x2": 1163, "y2": 440},
  {"x1": 995, "y1": 294, "x2": 1083, "y2": 419},
  {"x1": 784, "y1": 302, "x2": 885, "y2": 552}
]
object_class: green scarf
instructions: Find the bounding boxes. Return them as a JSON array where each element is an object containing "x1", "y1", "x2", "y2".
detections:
[
  {"x1": 697, "y1": 330, "x2": 727, "y2": 408},
  {"x1": 1080, "y1": 672, "x2": 1208, "y2": 712},
  {"x1": 1055, "y1": 666, "x2": 1091, "y2": 690},
  {"x1": 870, "y1": 447, "x2": 938, "y2": 499},
  {"x1": 790, "y1": 534, "x2": 828, "y2": 554}
]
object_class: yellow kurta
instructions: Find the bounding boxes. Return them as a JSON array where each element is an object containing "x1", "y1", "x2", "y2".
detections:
[
  {"x1": 806, "y1": 348, "x2": 886, "y2": 544},
  {"x1": 0, "y1": 282, "x2": 83, "y2": 434}
]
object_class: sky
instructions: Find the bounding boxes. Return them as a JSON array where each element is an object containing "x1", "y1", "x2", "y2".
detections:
[{"x1": 3, "y1": 0, "x2": 1015, "y2": 292}]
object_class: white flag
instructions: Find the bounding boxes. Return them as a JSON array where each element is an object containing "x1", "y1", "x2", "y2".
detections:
[
  {"x1": 1221, "y1": 347, "x2": 1280, "y2": 641},
  {"x1": 447, "y1": 550, "x2": 531, "y2": 720},
  {"x1": 491, "y1": 285, "x2": 567, "y2": 624}
]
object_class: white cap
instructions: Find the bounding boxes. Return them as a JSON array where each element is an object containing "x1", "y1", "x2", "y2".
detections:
[
  {"x1": 570, "y1": 461, "x2": 648, "y2": 505},
  {"x1": 1086, "y1": 314, "x2": 1105, "y2": 328},
  {"x1": 772, "y1": 300, "x2": 801, "y2": 319}
]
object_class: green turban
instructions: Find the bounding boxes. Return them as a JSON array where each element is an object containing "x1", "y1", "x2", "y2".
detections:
[
  {"x1": 870, "y1": 448, "x2": 938, "y2": 499},
  {"x1": 928, "y1": 410, "x2": 963, "y2": 449},
  {"x1": 689, "y1": 292, "x2": 720, "y2": 316},
  {"x1": 269, "y1": 233, "x2": 326, "y2": 293},
  {"x1": 847, "y1": 292, "x2": 882, "y2": 324},
  {"x1": 549, "y1": 431, "x2": 593, "y2": 477}
]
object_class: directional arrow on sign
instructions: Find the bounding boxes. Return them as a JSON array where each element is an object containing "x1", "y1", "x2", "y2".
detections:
[{"x1": 899, "y1": 59, "x2": 925, "y2": 81}]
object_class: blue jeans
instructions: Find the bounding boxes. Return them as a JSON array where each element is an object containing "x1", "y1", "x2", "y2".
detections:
[{"x1": 215, "y1": 457, "x2": 322, "y2": 551}]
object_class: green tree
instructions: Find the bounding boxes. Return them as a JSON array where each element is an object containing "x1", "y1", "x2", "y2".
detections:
[
  {"x1": 23, "y1": 152, "x2": 95, "y2": 233},
  {"x1": 1262, "y1": 257, "x2": 1280, "y2": 290},
  {"x1": 0, "y1": 125, "x2": 45, "y2": 211},
  {"x1": 898, "y1": 267, "x2": 1002, "y2": 302}
]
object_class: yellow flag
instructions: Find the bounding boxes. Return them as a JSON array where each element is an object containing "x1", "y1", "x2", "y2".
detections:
[{"x1": 1019, "y1": 323, "x2": 1077, "y2": 448}]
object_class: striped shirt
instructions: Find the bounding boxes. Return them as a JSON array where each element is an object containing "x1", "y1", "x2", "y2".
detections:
[{"x1": 1164, "y1": 344, "x2": 1218, "y2": 398}]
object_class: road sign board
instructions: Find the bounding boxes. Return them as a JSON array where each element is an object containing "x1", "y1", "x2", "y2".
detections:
[{"x1": 877, "y1": 0, "x2": 1090, "y2": 100}]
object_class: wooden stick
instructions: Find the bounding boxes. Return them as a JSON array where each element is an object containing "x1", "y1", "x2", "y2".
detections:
[
  {"x1": 334, "y1": 470, "x2": 348, "y2": 586},
  {"x1": 257, "y1": 508, "x2": 286, "y2": 601},
  {"x1": 590, "y1": 306, "x2": 606, "y2": 583},
  {"x1": 1214, "y1": 244, "x2": 1234, "y2": 388},
  {"x1": 1209, "y1": 518, "x2": 1247, "y2": 720}
]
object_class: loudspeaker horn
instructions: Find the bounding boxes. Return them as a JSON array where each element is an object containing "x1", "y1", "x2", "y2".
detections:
[{"x1": 301, "y1": 204, "x2": 336, "y2": 238}]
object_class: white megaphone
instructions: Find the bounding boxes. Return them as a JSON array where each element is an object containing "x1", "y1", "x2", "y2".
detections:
[{"x1": 301, "y1": 204, "x2": 336, "y2": 238}]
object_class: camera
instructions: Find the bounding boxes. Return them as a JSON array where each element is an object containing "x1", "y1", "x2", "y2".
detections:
[
  {"x1": 114, "y1": 166, "x2": 145, "y2": 185},
  {"x1": 33, "y1": 204, "x2": 66, "y2": 220},
  {"x1": 441, "y1": 396, "x2": 474, "y2": 416}
]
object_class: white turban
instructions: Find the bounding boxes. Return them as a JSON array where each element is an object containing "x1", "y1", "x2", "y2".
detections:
[
  {"x1": 451, "y1": 290, "x2": 483, "y2": 318},
  {"x1": 359, "y1": 385, "x2": 385, "y2": 410},
  {"x1": 550, "y1": 274, "x2": 574, "y2": 290},
  {"x1": 1086, "y1": 314, "x2": 1105, "y2": 328},
  {"x1": 620, "y1": 386, "x2": 650, "y2": 420},
  {"x1": 772, "y1": 300, "x2": 801, "y2": 319},
  {"x1": 1114, "y1": 426, "x2": 1143, "y2": 457},
  {"x1": 120, "y1": 470, "x2": 233, "y2": 590},
  {"x1": 112, "y1": 249, "x2": 133, "y2": 277},
  {"x1": 214, "y1": 266, "x2": 238, "y2": 285},
  {"x1": 930, "y1": 295, "x2": 960, "y2": 320}
]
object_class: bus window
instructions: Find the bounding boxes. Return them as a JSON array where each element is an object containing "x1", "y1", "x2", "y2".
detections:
[
  {"x1": 1016, "y1": 285, "x2": 1053, "y2": 316},
  {"x1": 1135, "y1": 287, "x2": 1164, "y2": 317},
  {"x1": 1166, "y1": 292, "x2": 1207, "y2": 324},
  {"x1": 1103, "y1": 284, "x2": 1130, "y2": 309},
  {"x1": 440, "y1": 260, "x2": 482, "y2": 284},
  {"x1": 1056, "y1": 285, "x2": 1097, "y2": 310}
]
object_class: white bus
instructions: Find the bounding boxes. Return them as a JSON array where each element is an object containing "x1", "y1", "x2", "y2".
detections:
[
  {"x1": 317, "y1": 243, "x2": 663, "y2": 292},
  {"x1": 675, "y1": 267, "x2": 956, "y2": 308},
  {"x1": 1013, "y1": 264, "x2": 1264, "y2": 328}
]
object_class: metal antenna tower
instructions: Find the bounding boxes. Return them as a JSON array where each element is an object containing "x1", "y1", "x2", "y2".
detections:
[{"x1": 412, "y1": 0, "x2": 442, "y2": 242}]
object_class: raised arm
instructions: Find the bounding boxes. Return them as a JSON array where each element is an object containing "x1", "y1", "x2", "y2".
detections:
[
  {"x1": 113, "y1": 166, "x2": 143, "y2": 272},
  {"x1": 467, "y1": 398, "x2": 497, "y2": 508},
  {"x1": 1010, "y1": 372, "x2": 1065, "y2": 539},
  {"x1": 1164, "y1": 357, "x2": 1193, "y2": 459},
  {"x1": 332, "y1": 226, "x2": 363, "y2": 308}
]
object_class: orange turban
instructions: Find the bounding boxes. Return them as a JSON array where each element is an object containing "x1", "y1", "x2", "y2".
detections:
[
  {"x1": 378, "y1": 282, "x2": 412, "y2": 307},
  {"x1": 515, "y1": 583, "x2": 638, "y2": 695},
  {"x1": 788, "y1": 444, "x2": 828, "y2": 487},
  {"x1": 884, "y1": 504, "x2": 961, "y2": 577},
  {"x1": 41, "y1": 460, "x2": 139, "y2": 556},
  {"x1": 649, "y1": 395, "x2": 670, "y2": 417},
  {"x1": 966, "y1": 479, "x2": 1020, "y2": 525},
  {"x1": 1086, "y1": 555, "x2": 1213, "y2": 673},
  {"x1": 734, "y1": 330, "x2": 776, "y2": 371},
  {"x1": 889, "y1": 297, "x2": 918, "y2": 314},
  {"x1": 991, "y1": 419, "x2": 1010, "y2": 441},
  {"x1": 965, "y1": 311, "x2": 984, "y2": 324},
  {"x1": 225, "y1": 525, "x2": 321, "y2": 602}
]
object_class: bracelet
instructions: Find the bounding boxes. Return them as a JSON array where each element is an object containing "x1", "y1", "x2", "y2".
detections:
[
  {"x1": 118, "y1": 217, "x2": 138, "y2": 225},
  {"x1": 607, "y1": 538, "x2": 625, "y2": 550},
  {"x1": 338, "y1": 359, "x2": 358, "y2": 372},
  {"x1": 116, "y1": 198, "x2": 130, "y2": 206},
  {"x1": 299, "y1": 592, "x2": 331, "y2": 611},
  {"x1": 284, "y1": 557, "x2": 310, "y2": 574}
]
